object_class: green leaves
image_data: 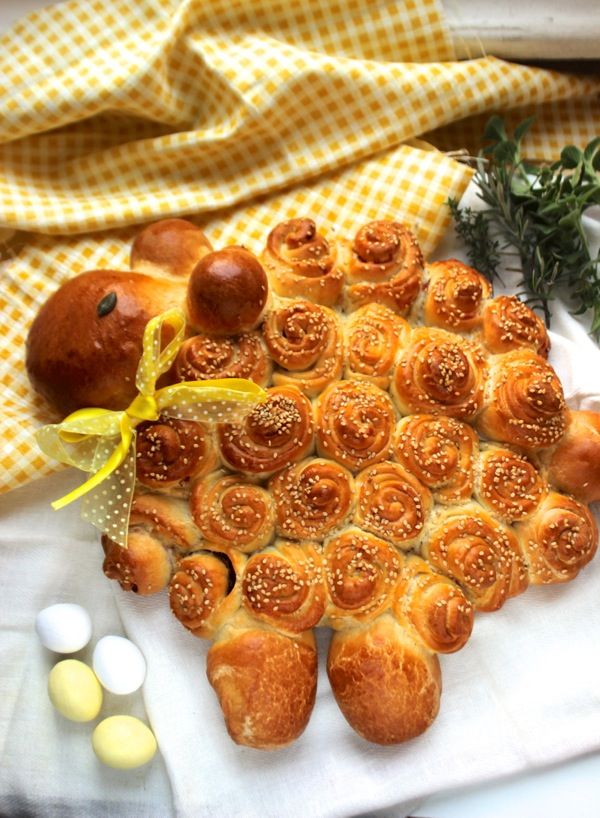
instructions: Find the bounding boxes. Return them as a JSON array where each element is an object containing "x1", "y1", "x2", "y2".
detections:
[{"x1": 449, "y1": 116, "x2": 600, "y2": 339}]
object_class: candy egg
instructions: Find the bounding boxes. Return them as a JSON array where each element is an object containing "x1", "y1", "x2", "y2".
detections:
[
  {"x1": 48, "y1": 659, "x2": 103, "y2": 722},
  {"x1": 35, "y1": 603, "x2": 92, "y2": 653},
  {"x1": 92, "y1": 635, "x2": 146, "y2": 695},
  {"x1": 92, "y1": 716, "x2": 157, "y2": 769}
]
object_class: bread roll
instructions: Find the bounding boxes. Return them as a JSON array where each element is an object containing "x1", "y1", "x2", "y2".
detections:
[
  {"x1": 207, "y1": 623, "x2": 318, "y2": 749},
  {"x1": 315, "y1": 380, "x2": 396, "y2": 472},
  {"x1": 186, "y1": 247, "x2": 268, "y2": 336},
  {"x1": 545, "y1": 409, "x2": 600, "y2": 503},
  {"x1": 172, "y1": 331, "x2": 271, "y2": 387},
  {"x1": 130, "y1": 218, "x2": 213, "y2": 278},
  {"x1": 190, "y1": 471, "x2": 276, "y2": 553},
  {"x1": 269, "y1": 457, "x2": 354, "y2": 541},
  {"x1": 423, "y1": 259, "x2": 491, "y2": 331},
  {"x1": 344, "y1": 303, "x2": 409, "y2": 390},
  {"x1": 344, "y1": 220, "x2": 423, "y2": 314},
  {"x1": 261, "y1": 217, "x2": 343, "y2": 306},
  {"x1": 327, "y1": 615, "x2": 441, "y2": 745},
  {"x1": 262, "y1": 299, "x2": 343, "y2": 397},
  {"x1": 218, "y1": 385, "x2": 314, "y2": 476}
]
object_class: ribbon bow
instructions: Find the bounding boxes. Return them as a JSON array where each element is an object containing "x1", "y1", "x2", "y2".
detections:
[{"x1": 36, "y1": 308, "x2": 266, "y2": 547}]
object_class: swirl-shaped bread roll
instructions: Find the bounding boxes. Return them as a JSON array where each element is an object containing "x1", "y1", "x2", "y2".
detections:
[
  {"x1": 392, "y1": 328, "x2": 487, "y2": 420},
  {"x1": 102, "y1": 530, "x2": 172, "y2": 596},
  {"x1": 475, "y1": 445, "x2": 546, "y2": 522},
  {"x1": 482, "y1": 295, "x2": 550, "y2": 357},
  {"x1": 261, "y1": 218, "x2": 343, "y2": 306},
  {"x1": 102, "y1": 493, "x2": 201, "y2": 594},
  {"x1": 327, "y1": 616, "x2": 441, "y2": 745},
  {"x1": 394, "y1": 414, "x2": 478, "y2": 503},
  {"x1": 269, "y1": 457, "x2": 354, "y2": 540},
  {"x1": 323, "y1": 528, "x2": 402, "y2": 627},
  {"x1": 354, "y1": 461, "x2": 432, "y2": 549},
  {"x1": 423, "y1": 259, "x2": 492, "y2": 331},
  {"x1": 207, "y1": 621, "x2": 317, "y2": 749},
  {"x1": 515, "y1": 492, "x2": 598, "y2": 584},
  {"x1": 172, "y1": 332, "x2": 271, "y2": 387},
  {"x1": 169, "y1": 550, "x2": 242, "y2": 638},
  {"x1": 344, "y1": 303, "x2": 410, "y2": 390},
  {"x1": 476, "y1": 350, "x2": 566, "y2": 449},
  {"x1": 262, "y1": 300, "x2": 343, "y2": 397},
  {"x1": 218, "y1": 385, "x2": 314, "y2": 476},
  {"x1": 393, "y1": 555, "x2": 474, "y2": 654},
  {"x1": 135, "y1": 417, "x2": 218, "y2": 490},
  {"x1": 315, "y1": 381, "x2": 395, "y2": 472},
  {"x1": 422, "y1": 504, "x2": 528, "y2": 611},
  {"x1": 190, "y1": 472, "x2": 275, "y2": 553},
  {"x1": 242, "y1": 541, "x2": 326, "y2": 633},
  {"x1": 345, "y1": 220, "x2": 423, "y2": 314}
]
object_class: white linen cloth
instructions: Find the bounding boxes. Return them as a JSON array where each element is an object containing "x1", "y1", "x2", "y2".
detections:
[{"x1": 1, "y1": 184, "x2": 600, "y2": 818}]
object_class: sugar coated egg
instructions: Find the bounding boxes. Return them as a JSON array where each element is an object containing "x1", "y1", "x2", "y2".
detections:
[
  {"x1": 92, "y1": 635, "x2": 146, "y2": 695},
  {"x1": 35, "y1": 603, "x2": 92, "y2": 653},
  {"x1": 48, "y1": 659, "x2": 103, "y2": 722},
  {"x1": 92, "y1": 716, "x2": 157, "y2": 769}
]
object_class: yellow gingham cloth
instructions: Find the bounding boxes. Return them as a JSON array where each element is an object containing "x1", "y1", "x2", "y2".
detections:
[{"x1": 0, "y1": 0, "x2": 599, "y2": 494}]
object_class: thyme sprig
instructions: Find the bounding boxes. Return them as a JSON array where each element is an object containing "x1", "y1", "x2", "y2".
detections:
[{"x1": 448, "y1": 116, "x2": 600, "y2": 337}]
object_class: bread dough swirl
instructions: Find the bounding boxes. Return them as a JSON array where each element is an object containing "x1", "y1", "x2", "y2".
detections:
[
  {"x1": 269, "y1": 457, "x2": 354, "y2": 540},
  {"x1": 173, "y1": 332, "x2": 271, "y2": 386}
]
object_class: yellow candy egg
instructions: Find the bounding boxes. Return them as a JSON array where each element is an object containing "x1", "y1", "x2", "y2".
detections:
[
  {"x1": 48, "y1": 659, "x2": 103, "y2": 722},
  {"x1": 92, "y1": 716, "x2": 157, "y2": 770}
]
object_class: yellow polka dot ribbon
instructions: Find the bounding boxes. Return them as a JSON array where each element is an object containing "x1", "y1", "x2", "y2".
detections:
[{"x1": 35, "y1": 308, "x2": 266, "y2": 546}]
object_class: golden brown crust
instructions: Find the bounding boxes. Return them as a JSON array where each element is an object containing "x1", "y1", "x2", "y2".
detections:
[
  {"x1": 424, "y1": 259, "x2": 492, "y2": 331},
  {"x1": 190, "y1": 472, "x2": 275, "y2": 554},
  {"x1": 344, "y1": 303, "x2": 410, "y2": 390},
  {"x1": 475, "y1": 445, "x2": 546, "y2": 522},
  {"x1": 481, "y1": 295, "x2": 550, "y2": 358},
  {"x1": 169, "y1": 550, "x2": 243, "y2": 638},
  {"x1": 423, "y1": 503, "x2": 529, "y2": 611},
  {"x1": 241, "y1": 541, "x2": 326, "y2": 633},
  {"x1": 172, "y1": 331, "x2": 271, "y2": 387},
  {"x1": 322, "y1": 527, "x2": 402, "y2": 627},
  {"x1": 269, "y1": 457, "x2": 354, "y2": 540},
  {"x1": 393, "y1": 556, "x2": 474, "y2": 654},
  {"x1": 218, "y1": 385, "x2": 314, "y2": 476},
  {"x1": 353, "y1": 461, "x2": 432, "y2": 549},
  {"x1": 128, "y1": 492, "x2": 202, "y2": 551},
  {"x1": 206, "y1": 626, "x2": 318, "y2": 749},
  {"x1": 186, "y1": 247, "x2": 269, "y2": 336},
  {"x1": 345, "y1": 220, "x2": 423, "y2": 314},
  {"x1": 26, "y1": 270, "x2": 186, "y2": 413},
  {"x1": 315, "y1": 381, "x2": 396, "y2": 472},
  {"x1": 262, "y1": 300, "x2": 343, "y2": 397},
  {"x1": 130, "y1": 218, "x2": 213, "y2": 279},
  {"x1": 476, "y1": 349, "x2": 566, "y2": 449},
  {"x1": 327, "y1": 616, "x2": 441, "y2": 745},
  {"x1": 391, "y1": 327, "x2": 487, "y2": 420},
  {"x1": 545, "y1": 409, "x2": 600, "y2": 503},
  {"x1": 101, "y1": 529, "x2": 172, "y2": 595},
  {"x1": 515, "y1": 492, "x2": 598, "y2": 584},
  {"x1": 135, "y1": 418, "x2": 218, "y2": 490},
  {"x1": 394, "y1": 414, "x2": 478, "y2": 504},
  {"x1": 261, "y1": 218, "x2": 343, "y2": 306}
]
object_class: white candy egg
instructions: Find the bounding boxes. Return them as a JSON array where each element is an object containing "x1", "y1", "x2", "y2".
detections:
[
  {"x1": 92, "y1": 635, "x2": 146, "y2": 695},
  {"x1": 35, "y1": 603, "x2": 92, "y2": 653}
]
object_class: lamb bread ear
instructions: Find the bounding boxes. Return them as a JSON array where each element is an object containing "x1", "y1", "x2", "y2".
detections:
[
  {"x1": 545, "y1": 409, "x2": 600, "y2": 503},
  {"x1": 26, "y1": 269, "x2": 186, "y2": 413},
  {"x1": 130, "y1": 218, "x2": 213, "y2": 279},
  {"x1": 327, "y1": 615, "x2": 441, "y2": 745},
  {"x1": 206, "y1": 620, "x2": 318, "y2": 750}
]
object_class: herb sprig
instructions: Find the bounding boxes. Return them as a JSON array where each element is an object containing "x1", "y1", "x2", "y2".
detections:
[{"x1": 448, "y1": 116, "x2": 600, "y2": 337}]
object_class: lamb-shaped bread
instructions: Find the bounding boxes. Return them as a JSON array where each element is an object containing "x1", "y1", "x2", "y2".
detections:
[{"x1": 26, "y1": 217, "x2": 600, "y2": 750}]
